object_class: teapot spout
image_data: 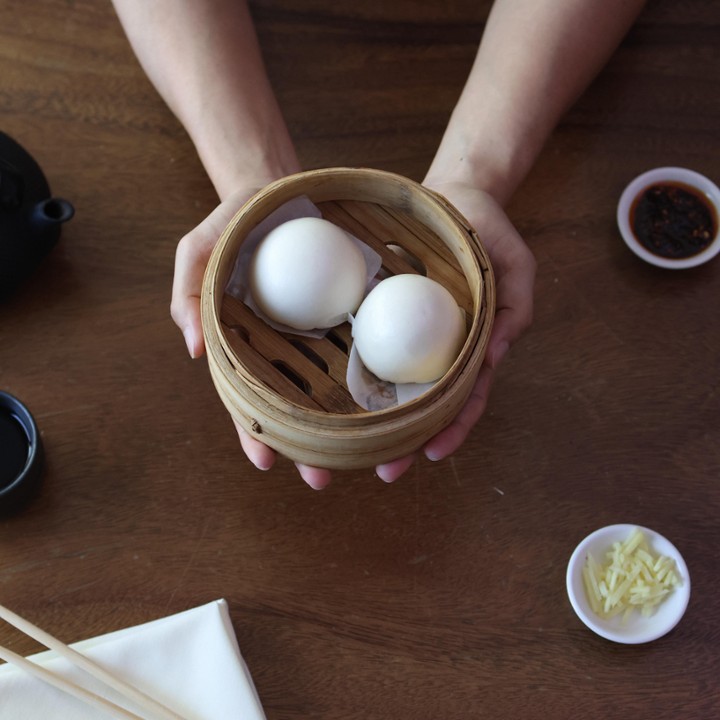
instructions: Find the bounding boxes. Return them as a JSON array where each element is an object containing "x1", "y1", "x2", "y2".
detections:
[{"x1": 32, "y1": 197, "x2": 74, "y2": 227}]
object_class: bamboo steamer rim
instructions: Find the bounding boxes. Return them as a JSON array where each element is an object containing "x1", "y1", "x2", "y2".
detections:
[{"x1": 201, "y1": 167, "x2": 495, "y2": 437}]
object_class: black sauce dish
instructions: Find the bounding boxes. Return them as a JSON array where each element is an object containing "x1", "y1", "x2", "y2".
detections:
[
  {"x1": 617, "y1": 167, "x2": 720, "y2": 269},
  {"x1": 0, "y1": 391, "x2": 44, "y2": 515}
]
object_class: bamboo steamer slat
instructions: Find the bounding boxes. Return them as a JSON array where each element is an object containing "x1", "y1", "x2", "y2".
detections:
[{"x1": 201, "y1": 168, "x2": 495, "y2": 469}]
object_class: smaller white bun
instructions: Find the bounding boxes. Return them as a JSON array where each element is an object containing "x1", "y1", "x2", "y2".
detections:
[
  {"x1": 352, "y1": 274, "x2": 466, "y2": 384},
  {"x1": 249, "y1": 217, "x2": 367, "y2": 330}
]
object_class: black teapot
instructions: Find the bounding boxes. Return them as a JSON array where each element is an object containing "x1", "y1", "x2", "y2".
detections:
[{"x1": 0, "y1": 131, "x2": 74, "y2": 297}]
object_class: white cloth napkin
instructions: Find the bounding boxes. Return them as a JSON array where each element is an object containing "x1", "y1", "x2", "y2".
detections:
[{"x1": 0, "y1": 599, "x2": 266, "y2": 720}]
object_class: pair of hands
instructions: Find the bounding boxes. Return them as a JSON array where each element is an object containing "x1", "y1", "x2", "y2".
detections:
[{"x1": 171, "y1": 179, "x2": 535, "y2": 490}]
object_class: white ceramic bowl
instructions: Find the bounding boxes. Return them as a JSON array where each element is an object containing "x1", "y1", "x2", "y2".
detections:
[
  {"x1": 566, "y1": 524, "x2": 691, "y2": 644},
  {"x1": 617, "y1": 167, "x2": 720, "y2": 269}
]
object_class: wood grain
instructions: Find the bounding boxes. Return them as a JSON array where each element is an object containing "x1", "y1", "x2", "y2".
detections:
[{"x1": 1, "y1": 1, "x2": 719, "y2": 718}]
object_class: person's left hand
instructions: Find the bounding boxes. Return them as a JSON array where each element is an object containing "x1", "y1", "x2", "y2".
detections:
[{"x1": 371, "y1": 178, "x2": 536, "y2": 483}]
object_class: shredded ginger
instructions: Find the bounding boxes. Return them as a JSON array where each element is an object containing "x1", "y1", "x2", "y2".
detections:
[{"x1": 583, "y1": 527, "x2": 681, "y2": 622}]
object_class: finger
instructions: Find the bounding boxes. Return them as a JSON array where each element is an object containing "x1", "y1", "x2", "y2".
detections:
[
  {"x1": 236, "y1": 421, "x2": 331, "y2": 488},
  {"x1": 294, "y1": 463, "x2": 333, "y2": 490},
  {"x1": 235, "y1": 421, "x2": 276, "y2": 471},
  {"x1": 424, "y1": 366, "x2": 494, "y2": 461},
  {"x1": 171, "y1": 198, "x2": 242, "y2": 358},
  {"x1": 375, "y1": 453, "x2": 416, "y2": 483},
  {"x1": 486, "y1": 244, "x2": 536, "y2": 369},
  {"x1": 171, "y1": 230, "x2": 215, "y2": 359},
  {"x1": 175, "y1": 295, "x2": 204, "y2": 359},
  {"x1": 486, "y1": 307, "x2": 523, "y2": 370}
]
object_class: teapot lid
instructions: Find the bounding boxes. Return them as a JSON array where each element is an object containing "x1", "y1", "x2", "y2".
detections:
[{"x1": 0, "y1": 131, "x2": 52, "y2": 203}]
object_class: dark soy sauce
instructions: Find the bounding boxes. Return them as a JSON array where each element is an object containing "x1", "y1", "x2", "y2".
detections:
[{"x1": 631, "y1": 182, "x2": 717, "y2": 259}]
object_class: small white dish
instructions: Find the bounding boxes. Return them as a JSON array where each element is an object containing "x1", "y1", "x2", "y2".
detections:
[
  {"x1": 617, "y1": 167, "x2": 720, "y2": 269},
  {"x1": 566, "y1": 524, "x2": 691, "y2": 644}
]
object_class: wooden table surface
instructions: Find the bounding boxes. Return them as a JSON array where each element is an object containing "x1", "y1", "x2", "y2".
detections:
[{"x1": 1, "y1": 1, "x2": 719, "y2": 717}]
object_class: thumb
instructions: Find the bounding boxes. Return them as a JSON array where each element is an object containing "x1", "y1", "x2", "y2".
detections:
[{"x1": 171, "y1": 229, "x2": 215, "y2": 359}]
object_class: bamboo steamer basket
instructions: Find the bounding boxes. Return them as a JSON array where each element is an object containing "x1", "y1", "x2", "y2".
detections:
[{"x1": 201, "y1": 167, "x2": 495, "y2": 469}]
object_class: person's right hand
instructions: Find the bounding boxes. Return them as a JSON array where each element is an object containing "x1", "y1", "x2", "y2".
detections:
[{"x1": 169, "y1": 187, "x2": 335, "y2": 487}]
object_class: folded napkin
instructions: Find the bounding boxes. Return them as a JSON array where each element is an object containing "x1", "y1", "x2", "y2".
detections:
[{"x1": 0, "y1": 598, "x2": 267, "y2": 720}]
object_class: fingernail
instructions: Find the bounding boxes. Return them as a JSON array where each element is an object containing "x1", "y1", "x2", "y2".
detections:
[
  {"x1": 374, "y1": 468, "x2": 395, "y2": 483},
  {"x1": 425, "y1": 449, "x2": 443, "y2": 462},
  {"x1": 183, "y1": 328, "x2": 197, "y2": 359},
  {"x1": 305, "y1": 477, "x2": 330, "y2": 490}
]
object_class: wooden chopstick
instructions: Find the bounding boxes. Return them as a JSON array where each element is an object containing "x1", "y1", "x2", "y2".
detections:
[
  {"x1": 0, "y1": 643, "x2": 144, "y2": 719},
  {"x1": 0, "y1": 604, "x2": 187, "y2": 720}
]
